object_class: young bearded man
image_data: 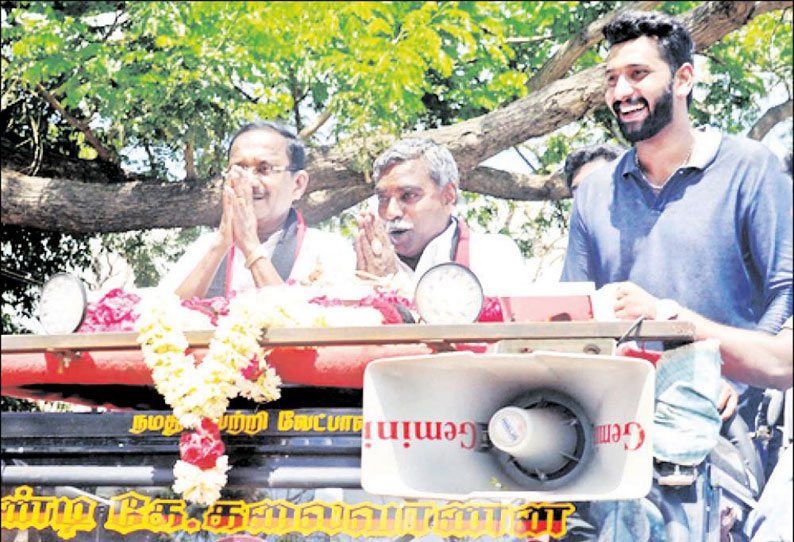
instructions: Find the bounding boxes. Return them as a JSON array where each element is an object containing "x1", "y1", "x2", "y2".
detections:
[
  {"x1": 354, "y1": 137, "x2": 525, "y2": 296},
  {"x1": 161, "y1": 121, "x2": 355, "y2": 299},
  {"x1": 558, "y1": 11, "x2": 792, "y2": 541},
  {"x1": 561, "y1": 10, "x2": 792, "y2": 422}
]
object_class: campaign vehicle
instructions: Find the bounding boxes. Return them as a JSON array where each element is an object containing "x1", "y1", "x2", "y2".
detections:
[{"x1": 1, "y1": 269, "x2": 781, "y2": 541}]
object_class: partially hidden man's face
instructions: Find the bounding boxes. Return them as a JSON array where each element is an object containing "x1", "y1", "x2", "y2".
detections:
[
  {"x1": 227, "y1": 129, "x2": 307, "y2": 232},
  {"x1": 605, "y1": 36, "x2": 677, "y2": 143},
  {"x1": 375, "y1": 159, "x2": 457, "y2": 258},
  {"x1": 571, "y1": 158, "x2": 610, "y2": 194}
]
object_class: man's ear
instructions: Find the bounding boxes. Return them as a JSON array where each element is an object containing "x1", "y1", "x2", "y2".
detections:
[
  {"x1": 442, "y1": 182, "x2": 458, "y2": 208},
  {"x1": 674, "y1": 63, "x2": 695, "y2": 100},
  {"x1": 291, "y1": 170, "x2": 309, "y2": 201}
]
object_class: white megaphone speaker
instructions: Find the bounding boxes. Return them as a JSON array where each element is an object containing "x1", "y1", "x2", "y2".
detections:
[{"x1": 361, "y1": 351, "x2": 655, "y2": 501}]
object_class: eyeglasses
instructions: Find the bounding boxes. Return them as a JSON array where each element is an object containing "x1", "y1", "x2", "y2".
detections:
[{"x1": 223, "y1": 163, "x2": 297, "y2": 181}]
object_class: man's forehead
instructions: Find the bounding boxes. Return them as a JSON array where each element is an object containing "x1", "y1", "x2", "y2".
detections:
[
  {"x1": 375, "y1": 159, "x2": 434, "y2": 189},
  {"x1": 229, "y1": 128, "x2": 289, "y2": 160},
  {"x1": 606, "y1": 35, "x2": 665, "y2": 69}
]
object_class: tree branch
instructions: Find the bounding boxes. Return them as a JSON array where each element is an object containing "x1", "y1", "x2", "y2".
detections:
[
  {"x1": 27, "y1": 110, "x2": 44, "y2": 176},
  {"x1": 298, "y1": 107, "x2": 333, "y2": 140},
  {"x1": 296, "y1": 185, "x2": 372, "y2": 224},
  {"x1": 0, "y1": 165, "x2": 572, "y2": 232},
  {"x1": 3, "y1": 1, "x2": 789, "y2": 232},
  {"x1": 461, "y1": 166, "x2": 569, "y2": 201},
  {"x1": 422, "y1": 0, "x2": 789, "y2": 172},
  {"x1": 184, "y1": 141, "x2": 197, "y2": 179},
  {"x1": 1, "y1": 169, "x2": 224, "y2": 232},
  {"x1": 526, "y1": 1, "x2": 661, "y2": 93},
  {"x1": 506, "y1": 33, "x2": 557, "y2": 45},
  {"x1": 34, "y1": 83, "x2": 116, "y2": 163},
  {"x1": 287, "y1": 67, "x2": 304, "y2": 134},
  {"x1": 98, "y1": 10, "x2": 127, "y2": 43},
  {"x1": 231, "y1": 81, "x2": 259, "y2": 103},
  {"x1": 748, "y1": 99, "x2": 793, "y2": 140},
  {"x1": 302, "y1": 167, "x2": 574, "y2": 224},
  {"x1": 698, "y1": 51, "x2": 728, "y2": 66},
  {"x1": 685, "y1": 1, "x2": 792, "y2": 50},
  {"x1": 513, "y1": 145, "x2": 537, "y2": 171}
]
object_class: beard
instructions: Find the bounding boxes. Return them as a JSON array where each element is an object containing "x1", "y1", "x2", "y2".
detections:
[{"x1": 614, "y1": 83, "x2": 674, "y2": 143}]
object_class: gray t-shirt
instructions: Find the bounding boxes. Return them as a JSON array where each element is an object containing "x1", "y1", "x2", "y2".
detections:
[{"x1": 563, "y1": 127, "x2": 793, "y2": 335}]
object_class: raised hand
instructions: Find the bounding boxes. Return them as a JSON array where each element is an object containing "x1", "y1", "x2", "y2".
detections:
[
  {"x1": 226, "y1": 167, "x2": 262, "y2": 257},
  {"x1": 354, "y1": 211, "x2": 398, "y2": 276},
  {"x1": 213, "y1": 186, "x2": 235, "y2": 252}
]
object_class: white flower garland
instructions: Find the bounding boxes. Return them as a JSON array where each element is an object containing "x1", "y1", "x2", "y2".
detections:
[
  {"x1": 135, "y1": 287, "x2": 383, "y2": 506},
  {"x1": 172, "y1": 456, "x2": 230, "y2": 507}
]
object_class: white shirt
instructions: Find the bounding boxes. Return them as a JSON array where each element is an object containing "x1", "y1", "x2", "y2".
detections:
[
  {"x1": 159, "y1": 227, "x2": 356, "y2": 294},
  {"x1": 396, "y1": 217, "x2": 527, "y2": 297}
]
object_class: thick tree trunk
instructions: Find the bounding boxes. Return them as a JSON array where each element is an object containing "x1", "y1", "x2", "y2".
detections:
[
  {"x1": 1, "y1": 166, "x2": 568, "y2": 231},
  {"x1": 300, "y1": 167, "x2": 568, "y2": 225},
  {"x1": 1, "y1": 0, "x2": 788, "y2": 232},
  {"x1": 1, "y1": 169, "x2": 225, "y2": 232},
  {"x1": 463, "y1": 167, "x2": 568, "y2": 201}
]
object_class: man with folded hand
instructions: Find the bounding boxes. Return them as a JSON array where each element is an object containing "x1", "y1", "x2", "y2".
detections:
[
  {"x1": 160, "y1": 120, "x2": 355, "y2": 299},
  {"x1": 355, "y1": 137, "x2": 525, "y2": 297}
]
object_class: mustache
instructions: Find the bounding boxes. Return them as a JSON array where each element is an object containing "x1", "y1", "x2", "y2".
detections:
[
  {"x1": 613, "y1": 96, "x2": 647, "y2": 116},
  {"x1": 385, "y1": 219, "x2": 413, "y2": 232}
]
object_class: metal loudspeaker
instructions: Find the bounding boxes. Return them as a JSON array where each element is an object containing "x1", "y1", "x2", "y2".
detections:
[{"x1": 361, "y1": 351, "x2": 655, "y2": 502}]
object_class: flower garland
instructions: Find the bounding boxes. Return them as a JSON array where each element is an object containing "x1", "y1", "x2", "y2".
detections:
[
  {"x1": 135, "y1": 287, "x2": 383, "y2": 506},
  {"x1": 79, "y1": 288, "x2": 142, "y2": 332}
]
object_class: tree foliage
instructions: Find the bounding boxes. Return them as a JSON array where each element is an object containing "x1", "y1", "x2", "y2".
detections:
[
  {"x1": 1, "y1": 1, "x2": 792, "y2": 333},
  {"x1": 3, "y1": 1, "x2": 530, "y2": 172}
]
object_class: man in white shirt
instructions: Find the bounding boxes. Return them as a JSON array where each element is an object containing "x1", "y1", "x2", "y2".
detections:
[
  {"x1": 354, "y1": 138, "x2": 525, "y2": 296},
  {"x1": 160, "y1": 120, "x2": 355, "y2": 299}
]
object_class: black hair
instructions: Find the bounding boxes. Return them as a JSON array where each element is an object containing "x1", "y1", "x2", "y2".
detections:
[
  {"x1": 564, "y1": 143, "x2": 626, "y2": 191},
  {"x1": 603, "y1": 10, "x2": 694, "y2": 109},
  {"x1": 227, "y1": 120, "x2": 306, "y2": 170}
]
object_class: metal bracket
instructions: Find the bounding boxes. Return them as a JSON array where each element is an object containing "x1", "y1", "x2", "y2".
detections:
[
  {"x1": 46, "y1": 348, "x2": 82, "y2": 372},
  {"x1": 424, "y1": 341, "x2": 458, "y2": 353},
  {"x1": 656, "y1": 463, "x2": 698, "y2": 487},
  {"x1": 496, "y1": 338, "x2": 616, "y2": 356}
]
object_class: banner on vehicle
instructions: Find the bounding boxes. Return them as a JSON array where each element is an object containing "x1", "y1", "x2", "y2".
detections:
[{"x1": 2, "y1": 486, "x2": 576, "y2": 539}]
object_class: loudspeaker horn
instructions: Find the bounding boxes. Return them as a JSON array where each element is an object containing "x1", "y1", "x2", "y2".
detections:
[{"x1": 361, "y1": 351, "x2": 654, "y2": 501}]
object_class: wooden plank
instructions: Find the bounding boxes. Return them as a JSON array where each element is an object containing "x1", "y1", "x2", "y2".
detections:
[
  {"x1": 0, "y1": 329, "x2": 215, "y2": 353},
  {"x1": 1, "y1": 321, "x2": 694, "y2": 354}
]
